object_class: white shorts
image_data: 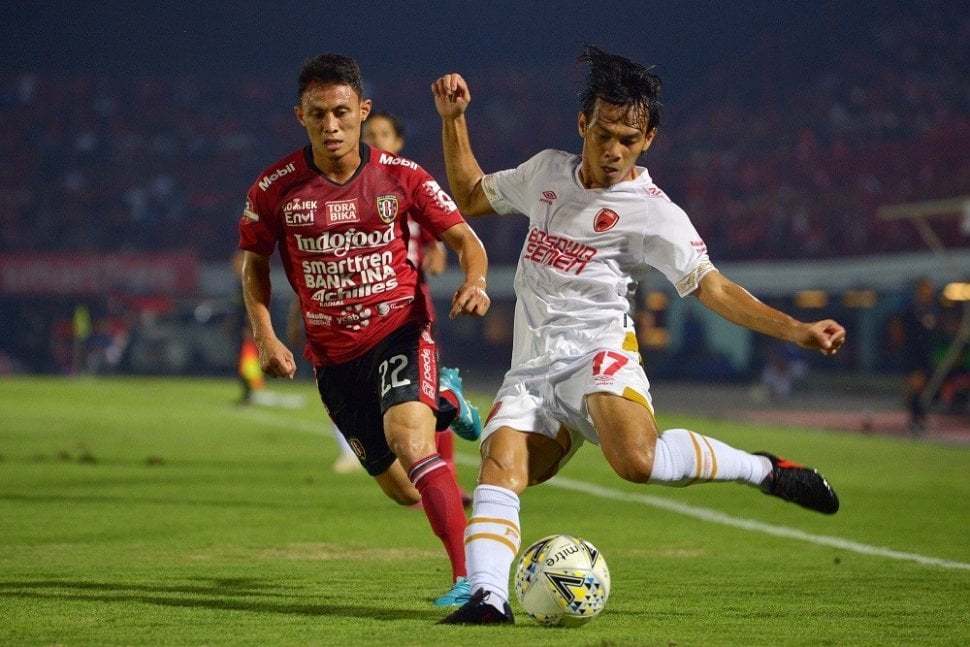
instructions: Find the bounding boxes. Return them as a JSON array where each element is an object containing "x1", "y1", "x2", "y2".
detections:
[{"x1": 483, "y1": 348, "x2": 654, "y2": 467}]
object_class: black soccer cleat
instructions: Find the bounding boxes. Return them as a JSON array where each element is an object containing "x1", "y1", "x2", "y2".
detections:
[
  {"x1": 437, "y1": 589, "x2": 514, "y2": 625},
  {"x1": 754, "y1": 452, "x2": 840, "y2": 515}
]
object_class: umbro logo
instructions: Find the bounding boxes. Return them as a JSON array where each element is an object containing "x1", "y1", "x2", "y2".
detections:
[{"x1": 540, "y1": 190, "x2": 557, "y2": 205}]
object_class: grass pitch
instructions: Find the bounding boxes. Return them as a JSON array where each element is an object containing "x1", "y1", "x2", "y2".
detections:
[{"x1": 1, "y1": 376, "x2": 968, "y2": 646}]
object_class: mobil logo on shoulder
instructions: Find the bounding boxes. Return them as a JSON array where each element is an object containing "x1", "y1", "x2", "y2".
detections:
[
  {"x1": 258, "y1": 162, "x2": 297, "y2": 191},
  {"x1": 379, "y1": 152, "x2": 417, "y2": 170}
]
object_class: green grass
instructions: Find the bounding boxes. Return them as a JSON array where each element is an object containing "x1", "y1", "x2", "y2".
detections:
[{"x1": 1, "y1": 376, "x2": 968, "y2": 646}]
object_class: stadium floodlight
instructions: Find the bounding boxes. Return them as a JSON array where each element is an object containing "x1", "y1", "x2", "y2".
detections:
[{"x1": 942, "y1": 282, "x2": 970, "y2": 302}]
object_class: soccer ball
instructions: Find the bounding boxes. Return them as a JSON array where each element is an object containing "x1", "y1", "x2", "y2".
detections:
[{"x1": 513, "y1": 534, "x2": 610, "y2": 627}]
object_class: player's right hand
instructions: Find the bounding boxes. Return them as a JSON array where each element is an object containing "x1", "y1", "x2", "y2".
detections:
[
  {"x1": 432, "y1": 73, "x2": 471, "y2": 118},
  {"x1": 797, "y1": 319, "x2": 847, "y2": 356},
  {"x1": 450, "y1": 280, "x2": 490, "y2": 319},
  {"x1": 257, "y1": 336, "x2": 296, "y2": 379}
]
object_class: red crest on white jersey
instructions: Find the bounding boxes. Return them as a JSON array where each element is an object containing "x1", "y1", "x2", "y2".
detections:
[{"x1": 593, "y1": 208, "x2": 619, "y2": 232}]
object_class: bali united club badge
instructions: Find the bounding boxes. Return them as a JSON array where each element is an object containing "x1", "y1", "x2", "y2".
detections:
[{"x1": 377, "y1": 195, "x2": 399, "y2": 223}]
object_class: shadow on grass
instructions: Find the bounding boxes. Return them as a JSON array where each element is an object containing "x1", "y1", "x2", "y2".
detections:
[{"x1": 0, "y1": 578, "x2": 438, "y2": 620}]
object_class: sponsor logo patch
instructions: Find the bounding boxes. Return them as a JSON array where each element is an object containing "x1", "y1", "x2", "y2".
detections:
[
  {"x1": 258, "y1": 162, "x2": 296, "y2": 191},
  {"x1": 348, "y1": 437, "x2": 366, "y2": 459},
  {"x1": 422, "y1": 179, "x2": 457, "y2": 213},
  {"x1": 524, "y1": 227, "x2": 597, "y2": 274},
  {"x1": 241, "y1": 198, "x2": 259, "y2": 223},
  {"x1": 283, "y1": 197, "x2": 317, "y2": 227},
  {"x1": 642, "y1": 185, "x2": 672, "y2": 202},
  {"x1": 325, "y1": 199, "x2": 359, "y2": 226},
  {"x1": 379, "y1": 152, "x2": 418, "y2": 170},
  {"x1": 420, "y1": 347, "x2": 435, "y2": 399}
]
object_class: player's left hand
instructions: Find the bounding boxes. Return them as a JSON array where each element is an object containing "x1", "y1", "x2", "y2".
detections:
[
  {"x1": 450, "y1": 281, "x2": 490, "y2": 319},
  {"x1": 797, "y1": 319, "x2": 847, "y2": 356}
]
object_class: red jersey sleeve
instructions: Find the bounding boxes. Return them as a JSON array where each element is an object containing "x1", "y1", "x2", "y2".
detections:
[
  {"x1": 238, "y1": 189, "x2": 280, "y2": 257},
  {"x1": 406, "y1": 171, "x2": 465, "y2": 239},
  {"x1": 238, "y1": 153, "x2": 304, "y2": 256}
]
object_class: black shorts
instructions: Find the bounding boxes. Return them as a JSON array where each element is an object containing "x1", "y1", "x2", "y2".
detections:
[{"x1": 314, "y1": 322, "x2": 457, "y2": 476}]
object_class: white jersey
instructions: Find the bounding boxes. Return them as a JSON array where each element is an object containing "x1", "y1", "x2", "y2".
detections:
[{"x1": 482, "y1": 148, "x2": 716, "y2": 373}]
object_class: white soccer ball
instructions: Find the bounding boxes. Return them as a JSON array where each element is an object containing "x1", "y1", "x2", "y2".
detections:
[{"x1": 513, "y1": 534, "x2": 610, "y2": 627}]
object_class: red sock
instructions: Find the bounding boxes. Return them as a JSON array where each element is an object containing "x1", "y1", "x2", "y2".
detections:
[
  {"x1": 435, "y1": 430, "x2": 456, "y2": 477},
  {"x1": 408, "y1": 453, "x2": 467, "y2": 581}
]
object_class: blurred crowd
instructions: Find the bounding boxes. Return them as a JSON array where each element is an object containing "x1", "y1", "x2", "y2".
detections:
[
  {"x1": 1, "y1": 5, "x2": 968, "y2": 385},
  {"x1": 1, "y1": 7, "x2": 966, "y2": 267}
]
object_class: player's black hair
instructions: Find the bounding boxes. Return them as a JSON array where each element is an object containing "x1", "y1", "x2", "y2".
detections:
[
  {"x1": 366, "y1": 111, "x2": 405, "y2": 139},
  {"x1": 297, "y1": 53, "x2": 364, "y2": 101},
  {"x1": 577, "y1": 45, "x2": 662, "y2": 133}
]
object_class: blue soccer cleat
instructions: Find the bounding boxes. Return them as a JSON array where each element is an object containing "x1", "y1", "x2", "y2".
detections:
[
  {"x1": 439, "y1": 367, "x2": 482, "y2": 441},
  {"x1": 434, "y1": 576, "x2": 473, "y2": 607}
]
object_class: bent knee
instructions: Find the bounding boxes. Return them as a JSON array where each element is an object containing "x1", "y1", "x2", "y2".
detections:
[
  {"x1": 386, "y1": 489, "x2": 421, "y2": 506},
  {"x1": 609, "y1": 455, "x2": 654, "y2": 484}
]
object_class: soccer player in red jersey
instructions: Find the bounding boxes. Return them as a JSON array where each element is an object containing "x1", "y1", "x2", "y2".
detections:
[{"x1": 239, "y1": 54, "x2": 489, "y2": 607}]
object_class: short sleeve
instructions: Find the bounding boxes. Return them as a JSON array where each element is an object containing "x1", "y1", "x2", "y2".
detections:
[
  {"x1": 639, "y1": 201, "x2": 717, "y2": 297},
  {"x1": 481, "y1": 150, "x2": 558, "y2": 216},
  {"x1": 237, "y1": 188, "x2": 280, "y2": 257}
]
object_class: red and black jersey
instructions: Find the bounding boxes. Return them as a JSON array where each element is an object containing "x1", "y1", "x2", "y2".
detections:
[{"x1": 239, "y1": 144, "x2": 464, "y2": 366}]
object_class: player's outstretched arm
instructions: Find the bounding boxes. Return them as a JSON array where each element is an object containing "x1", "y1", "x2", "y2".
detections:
[
  {"x1": 241, "y1": 251, "x2": 296, "y2": 378},
  {"x1": 421, "y1": 241, "x2": 447, "y2": 276},
  {"x1": 439, "y1": 222, "x2": 490, "y2": 319},
  {"x1": 694, "y1": 271, "x2": 846, "y2": 356},
  {"x1": 432, "y1": 73, "x2": 493, "y2": 217},
  {"x1": 286, "y1": 298, "x2": 304, "y2": 348}
]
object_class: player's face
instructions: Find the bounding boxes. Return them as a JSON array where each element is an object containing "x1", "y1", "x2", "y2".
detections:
[
  {"x1": 295, "y1": 82, "x2": 372, "y2": 165},
  {"x1": 578, "y1": 100, "x2": 656, "y2": 189},
  {"x1": 362, "y1": 116, "x2": 404, "y2": 154}
]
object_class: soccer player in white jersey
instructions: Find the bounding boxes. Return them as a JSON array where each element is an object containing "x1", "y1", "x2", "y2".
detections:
[{"x1": 431, "y1": 46, "x2": 847, "y2": 624}]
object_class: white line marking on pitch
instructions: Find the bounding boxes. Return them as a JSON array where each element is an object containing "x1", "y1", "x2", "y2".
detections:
[{"x1": 231, "y1": 407, "x2": 970, "y2": 572}]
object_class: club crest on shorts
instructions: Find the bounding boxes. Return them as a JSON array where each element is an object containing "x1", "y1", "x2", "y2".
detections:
[
  {"x1": 376, "y1": 195, "x2": 399, "y2": 223},
  {"x1": 593, "y1": 208, "x2": 619, "y2": 232}
]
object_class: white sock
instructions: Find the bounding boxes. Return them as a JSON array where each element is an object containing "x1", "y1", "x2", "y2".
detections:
[
  {"x1": 465, "y1": 484, "x2": 520, "y2": 609},
  {"x1": 649, "y1": 428, "x2": 771, "y2": 486}
]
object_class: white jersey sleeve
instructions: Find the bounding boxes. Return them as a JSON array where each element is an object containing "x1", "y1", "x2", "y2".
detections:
[
  {"x1": 481, "y1": 150, "x2": 567, "y2": 217},
  {"x1": 637, "y1": 195, "x2": 716, "y2": 297}
]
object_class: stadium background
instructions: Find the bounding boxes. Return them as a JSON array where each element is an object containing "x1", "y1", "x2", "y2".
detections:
[{"x1": 1, "y1": 0, "x2": 967, "y2": 434}]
